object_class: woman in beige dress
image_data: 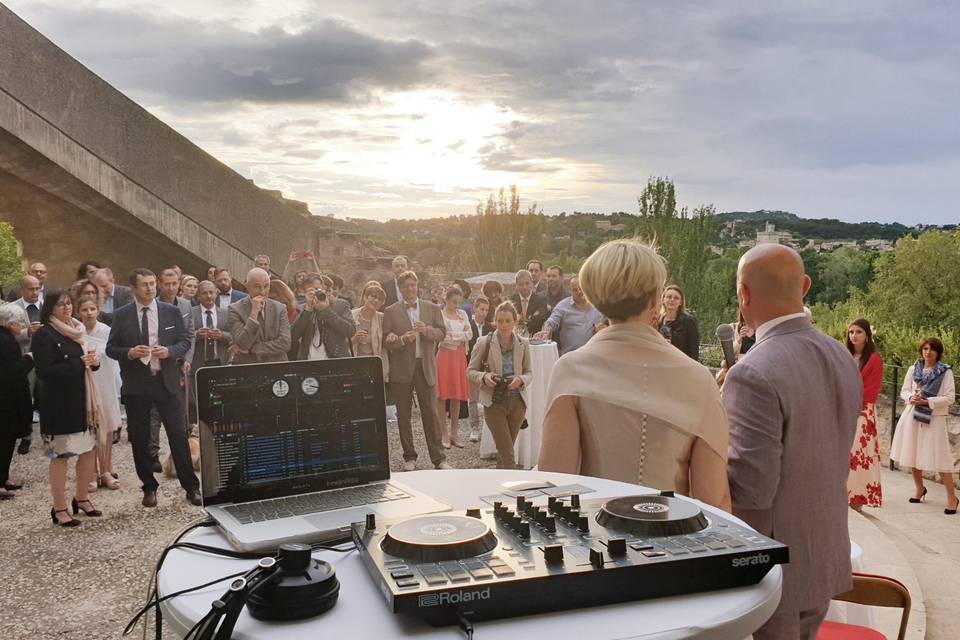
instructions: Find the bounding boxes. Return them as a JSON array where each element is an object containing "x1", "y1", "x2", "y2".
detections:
[{"x1": 538, "y1": 239, "x2": 731, "y2": 510}]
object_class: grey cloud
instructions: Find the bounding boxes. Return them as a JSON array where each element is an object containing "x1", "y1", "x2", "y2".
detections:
[{"x1": 14, "y1": 5, "x2": 436, "y2": 105}]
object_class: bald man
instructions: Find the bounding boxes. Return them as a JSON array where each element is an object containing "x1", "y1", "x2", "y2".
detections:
[
  {"x1": 226, "y1": 268, "x2": 291, "y2": 364},
  {"x1": 722, "y1": 245, "x2": 861, "y2": 640}
]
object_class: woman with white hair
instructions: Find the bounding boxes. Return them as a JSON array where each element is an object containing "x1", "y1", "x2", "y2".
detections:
[
  {"x1": 538, "y1": 239, "x2": 731, "y2": 510},
  {"x1": 0, "y1": 303, "x2": 33, "y2": 499}
]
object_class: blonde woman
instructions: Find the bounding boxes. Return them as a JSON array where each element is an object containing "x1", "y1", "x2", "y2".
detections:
[
  {"x1": 179, "y1": 275, "x2": 199, "y2": 303},
  {"x1": 351, "y1": 283, "x2": 389, "y2": 381},
  {"x1": 538, "y1": 238, "x2": 730, "y2": 510}
]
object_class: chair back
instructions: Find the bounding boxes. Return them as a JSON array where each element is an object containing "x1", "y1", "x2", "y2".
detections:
[{"x1": 832, "y1": 572, "x2": 911, "y2": 640}]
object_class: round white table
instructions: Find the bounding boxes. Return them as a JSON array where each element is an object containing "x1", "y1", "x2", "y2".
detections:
[
  {"x1": 159, "y1": 470, "x2": 782, "y2": 639},
  {"x1": 479, "y1": 341, "x2": 559, "y2": 467}
]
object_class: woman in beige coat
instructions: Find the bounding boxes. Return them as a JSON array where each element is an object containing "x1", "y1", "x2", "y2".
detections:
[
  {"x1": 538, "y1": 239, "x2": 731, "y2": 511},
  {"x1": 351, "y1": 283, "x2": 389, "y2": 382},
  {"x1": 468, "y1": 301, "x2": 533, "y2": 469}
]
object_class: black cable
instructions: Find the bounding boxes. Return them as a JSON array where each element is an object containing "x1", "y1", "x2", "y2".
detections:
[
  {"x1": 456, "y1": 611, "x2": 475, "y2": 640},
  {"x1": 127, "y1": 518, "x2": 354, "y2": 638}
]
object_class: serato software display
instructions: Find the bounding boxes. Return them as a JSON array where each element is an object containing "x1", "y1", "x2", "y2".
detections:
[{"x1": 197, "y1": 360, "x2": 388, "y2": 505}]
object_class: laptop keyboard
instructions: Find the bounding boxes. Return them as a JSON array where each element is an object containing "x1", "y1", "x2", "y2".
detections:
[{"x1": 223, "y1": 484, "x2": 411, "y2": 525}]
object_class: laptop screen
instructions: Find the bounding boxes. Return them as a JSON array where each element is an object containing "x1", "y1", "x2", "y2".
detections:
[{"x1": 196, "y1": 357, "x2": 389, "y2": 507}]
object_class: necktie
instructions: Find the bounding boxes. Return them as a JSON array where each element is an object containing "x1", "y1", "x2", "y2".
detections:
[
  {"x1": 521, "y1": 297, "x2": 529, "y2": 319},
  {"x1": 205, "y1": 310, "x2": 214, "y2": 328},
  {"x1": 141, "y1": 307, "x2": 150, "y2": 345},
  {"x1": 26, "y1": 304, "x2": 39, "y2": 323}
]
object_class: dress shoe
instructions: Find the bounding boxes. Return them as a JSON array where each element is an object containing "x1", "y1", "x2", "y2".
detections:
[
  {"x1": 435, "y1": 462, "x2": 453, "y2": 470},
  {"x1": 185, "y1": 490, "x2": 203, "y2": 506},
  {"x1": 401, "y1": 460, "x2": 416, "y2": 472},
  {"x1": 3, "y1": 482, "x2": 23, "y2": 491},
  {"x1": 72, "y1": 497, "x2": 103, "y2": 517},
  {"x1": 142, "y1": 492, "x2": 158, "y2": 508},
  {"x1": 151, "y1": 458, "x2": 162, "y2": 474},
  {"x1": 0, "y1": 490, "x2": 14, "y2": 501},
  {"x1": 908, "y1": 487, "x2": 928, "y2": 503},
  {"x1": 51, "y1": 508, "x2": 80, "y2": 527},
  {"x1": 946, "y1": 498, "x2": 959, "y2": 515}
]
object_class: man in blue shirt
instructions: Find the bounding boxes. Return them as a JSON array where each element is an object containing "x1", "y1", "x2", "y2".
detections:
[{"x1": 534, "y1": 276, "x2": 606, "y2": 355}]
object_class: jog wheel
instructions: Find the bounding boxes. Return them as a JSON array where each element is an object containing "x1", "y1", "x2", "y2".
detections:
[
  {"x1": 596, "y1": 495, "x2": 708, "y2": 537},
  {"x1": 381, "y1": 515, "x2": 498, "y2": 562}
]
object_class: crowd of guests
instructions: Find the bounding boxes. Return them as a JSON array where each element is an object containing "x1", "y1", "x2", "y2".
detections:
[{"x1": 1, "y1": 242, "x2": 957, "y2": 639}]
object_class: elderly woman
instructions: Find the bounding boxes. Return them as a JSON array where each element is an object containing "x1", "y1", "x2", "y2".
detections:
[
  {"x1": 538, "y1": 239, "x2": 731, "y2": 510},
  {"x1": 31, "y1": 290, "x2": 103, "y2": 526},
  {"x1": 351, "y1": 282, "x2": 389, "y2": 380},
  {"x1": 0, "y1": 304, "x2": 34, "y2": 499},
  {"x1": 891, "y1": 337, "x2": 957, "y2": 514},
  {"x1": 468, "y1": 301, "x2": 532, "y2": 469}
]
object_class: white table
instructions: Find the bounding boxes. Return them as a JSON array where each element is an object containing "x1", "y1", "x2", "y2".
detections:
[
  {"x1": 479, "y1": 341, "x2": 559, "y2": 467},
  {"x1": 160, "y1": 470, "x2": 782, "y2": 640}
]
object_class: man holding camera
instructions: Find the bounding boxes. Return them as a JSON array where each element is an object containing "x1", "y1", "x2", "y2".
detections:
[
  {"x1": 227, "y1": 268, "x2": 291, "y2": 364},
  {"x1": 291, "y1": 273, "x2": 356, "y2": 360}
]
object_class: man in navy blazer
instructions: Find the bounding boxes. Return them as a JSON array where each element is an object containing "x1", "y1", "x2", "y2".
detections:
[{"x1": 107, "y1": 268, "x2": 201, "y2": 508}]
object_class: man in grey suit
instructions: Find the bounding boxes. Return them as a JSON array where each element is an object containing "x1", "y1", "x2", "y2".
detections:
[
  {"x1": 723, "y1": 245, "x2": 861, "y2": 640},
  {"x1": 190, "y1": 281, "x2": 232, "y2": 369},
  {"x1": 92, "y1": 268, "x2": 134, "y2": 326},
  {"x1": 227, "y1": 268, "x2": 291, "y2": 364},
  {"x1": 383, "y1": 270, "x2": 450, "y2": 471}
]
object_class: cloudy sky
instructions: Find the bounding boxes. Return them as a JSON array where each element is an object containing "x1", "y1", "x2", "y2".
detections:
[{"x1": 7, "y1": 1, "x2": 960, "y2": 223}]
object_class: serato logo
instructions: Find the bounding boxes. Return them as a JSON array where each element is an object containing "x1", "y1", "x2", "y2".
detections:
[
  {"x1": 731, "y1": 553, "x2": 770, "y2": 568},
  {"x1": 418, "y1": 587, "x2": 491, "y2": 607}
]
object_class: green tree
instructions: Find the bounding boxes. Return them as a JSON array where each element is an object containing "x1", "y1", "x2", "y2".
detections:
[
  {"x1": 863, "y1": 230, "x2": 960, "y2": 330},
  {"x1": 632, "y1": 177, "x2": 715, "y2": 320},
  {"x1": 807, "y1": 248, "x2": 876, "y2": 306},
  {"x1": 471, "y1": 186, "x2": 545, "y2": 271},
  {"x1": 0, "y1": 222, "x2": 24, "y2": 293}
]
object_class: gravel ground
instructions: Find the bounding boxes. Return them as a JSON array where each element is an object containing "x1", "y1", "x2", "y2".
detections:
[{"x1": 0, "y1": 407, "x2": 494, "y2": 639}]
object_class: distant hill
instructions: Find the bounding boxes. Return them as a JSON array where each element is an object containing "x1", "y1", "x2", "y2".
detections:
[{"x1": 715, "y1": 210, "x2": 915, "y2": 242}]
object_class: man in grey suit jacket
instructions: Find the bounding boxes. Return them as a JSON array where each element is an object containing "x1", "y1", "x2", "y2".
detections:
[
  {"x1": 92, "y1": 268, "x2": 134, "y2": 326},
  {"x1": 227, "y1": 268, "x2": 291, "y2": 364},
  {"x1": 723, "y1": 245, "x2": 861, "y2": 640},
  {"x1": 382, "y1": 270, "x2": 450, "y2": 471}
]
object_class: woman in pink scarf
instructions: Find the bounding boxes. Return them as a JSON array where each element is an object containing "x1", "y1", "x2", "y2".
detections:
[{"x1": 30, "y1": 290, "x2": 105, "y2": 527}]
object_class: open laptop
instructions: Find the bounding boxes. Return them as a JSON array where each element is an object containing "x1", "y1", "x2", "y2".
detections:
[{"x1": 196, "y1": 357, "x2": 449, "y2": 552}]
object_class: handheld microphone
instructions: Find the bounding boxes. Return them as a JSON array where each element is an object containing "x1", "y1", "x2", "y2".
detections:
[{"x1": 716, "y1": 323, "x2": 737, "y2": 370}]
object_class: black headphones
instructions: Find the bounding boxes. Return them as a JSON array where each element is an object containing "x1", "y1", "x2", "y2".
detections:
[{"x1": 193, "y1": 543, "x2": 340, "y2": 639}]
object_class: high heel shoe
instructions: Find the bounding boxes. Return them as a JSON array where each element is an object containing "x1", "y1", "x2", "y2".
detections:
[
  {"x1": 72, "y1": 498, "x2": 103, "y2": 517},
  {"x1": 51, "y1": 508, "x2": 81, "y2": 527},
  {"x1": 946, "y1": 498, "x2": 959, "y2": 515},
  {"x1": 908, "y1": 487, "x2": 928, "y2": 503}
]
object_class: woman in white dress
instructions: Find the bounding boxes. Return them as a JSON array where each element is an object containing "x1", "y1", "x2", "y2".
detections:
[
  {"x1": 890, "y1": 337, "x2": 957, "y2": 514},
  {"x1": 76, "y1": 295, "x2": 122, "y2": 490}
]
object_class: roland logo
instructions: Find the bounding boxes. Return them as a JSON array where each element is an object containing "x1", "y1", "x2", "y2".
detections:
[
  {"x1": 732, "y1": 553, "x2": 771, "y2": 568},
  {"x1": 418, "y1": 587, "x2": 491, "y2": 607}
]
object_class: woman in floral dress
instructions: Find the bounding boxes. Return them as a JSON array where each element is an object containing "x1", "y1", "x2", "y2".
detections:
[{"x1": 846, "y1": 319, "x2": 883, "y2": 510}]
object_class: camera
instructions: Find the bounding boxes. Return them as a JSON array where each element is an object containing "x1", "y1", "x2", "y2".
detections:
[
  {"x1": 492, "y1": 375, "x2": 514, "y2": 404},
  {"x1": 316, "y1": 291, "x2": 327, "y2": 302}
]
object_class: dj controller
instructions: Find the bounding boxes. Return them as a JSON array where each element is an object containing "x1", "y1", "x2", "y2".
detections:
[{"x1": 352, "y1": 491, "x2": 789, "y2": 626}]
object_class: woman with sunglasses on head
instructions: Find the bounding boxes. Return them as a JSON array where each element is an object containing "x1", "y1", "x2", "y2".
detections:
[{"x1": 31, "y1": 290, "x2": 103, "y2": 526}]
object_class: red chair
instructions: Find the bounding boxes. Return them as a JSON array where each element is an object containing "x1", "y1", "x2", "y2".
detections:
[{"x1": 817, "y1": 572, "x2": 911, "y2": 640}]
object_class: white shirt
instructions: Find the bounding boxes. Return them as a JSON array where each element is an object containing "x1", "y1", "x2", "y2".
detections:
[
  {"x1": 200, "y1": 304, "x2": 219, "y2": 329},
  {"x1": 755, "y1": 311, "x2": 808, "y2": 342},
  {"x1": 135, "y1": 298, "x2": 161, "y2": 371},
  {"x1": 403, "y1": 298, "x2": 423, "y2": 358},
  {"x1": 217, "y1": 290, "x2": 234, "y2": 312}
]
